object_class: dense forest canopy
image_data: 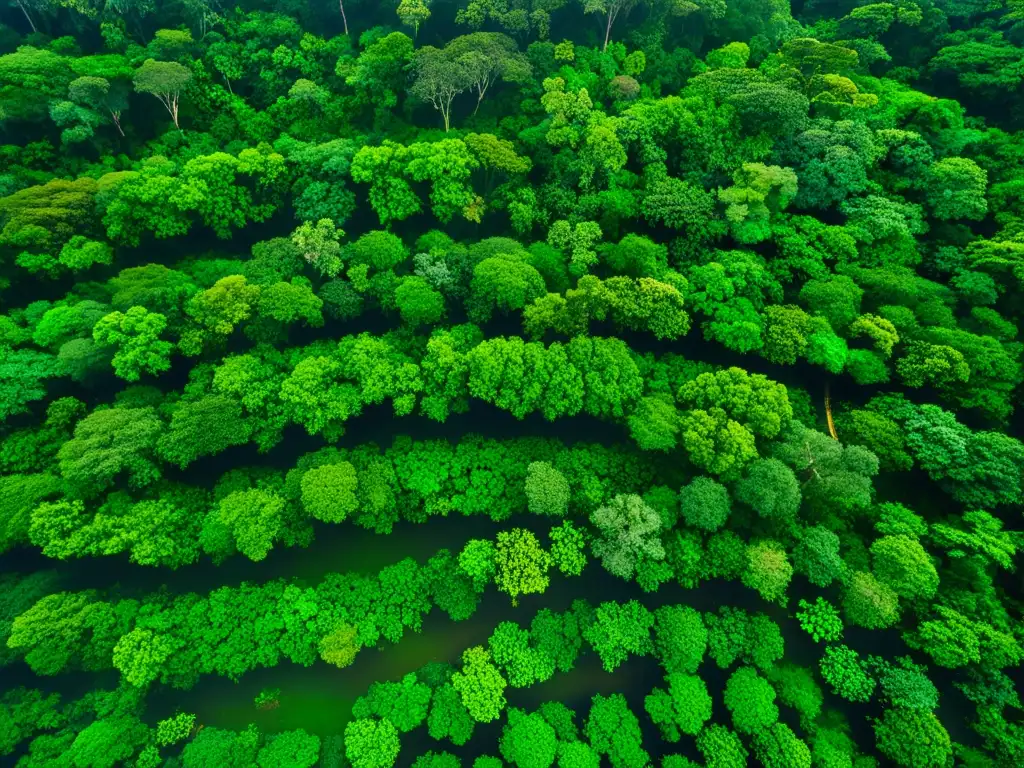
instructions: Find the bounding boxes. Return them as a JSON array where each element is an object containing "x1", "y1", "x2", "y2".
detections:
[{"x1": 0, "y1": 0, "x2": 1023, "y2": 766}]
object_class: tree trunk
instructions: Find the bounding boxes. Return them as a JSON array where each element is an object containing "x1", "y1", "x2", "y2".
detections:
[
  {"x1": 16, "y1": 0, "x2": 37, "y2": 33},
  {"x1": 224, "y1": 74, "x2": 234, "y2": 95},
  {"x1": 339, "y1": 0, "x2": 348, "y2": 35},
  {"x1": 603, "y1": 11, "x2": 613, "y2": 51},
  {"x1": 110, "y1": 110, "x2": 125, "y2": 137}
]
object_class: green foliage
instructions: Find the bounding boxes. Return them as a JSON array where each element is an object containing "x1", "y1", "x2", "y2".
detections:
[
  {"x1": 652, "y1": 605, "x2": 706, "y2": 675},
  {"x1": 795, "y1": 598, "x2": 843, "y2": 642},
  {"x1": 500, "y1": 709, "x2": 557, "y2": 768},
  {"x1": 874, "y1": 708, "x2": 952, "y2": 768},
  {"x1": 353, "y1": 673, "x2": 431, "y2": 733},
  {"x1": 734, "y1": 458, "x2": 801, "y2": 522},
  {"x1": 753, "y1": 723, "x2": 811, "y2": 768},
  {"x1": 793, "y1": 527, "x2": 846, "y2": 588},
  {"x1": 696, "y1": 724, "x2": 748, "y2": 768},
  {"x1": 583, "y1": 600, "x2": 653, "y2": 673},
  {"x1": 525, "y1": 461, "x2": 570, "y2": 517},
  {"x1": 645, "y1": 673, "x2": 712, "y2": 741},
  {"x1": 2, "y1": 3, "x2": 1021, "y2": 764},
  {"x1": 258, "y1": 730, "x2": 320, "y2": 768},
  {"x1": 494, "y1": 528, "x2": 552, "y2": 605},
  {"x1": 870, "y1": 534, "x2": 939, "y2": 600},
  {"x1": 345, "y1": 718, "x2": 400, "y2": 768},
  {"x1": 585, "y1": 694, "x2": 650, "y2": 768},
  {"x1": 458, "y1": 539, "x2": 497, "y2": 591},
  {"x1": 678, "y1": 476, "x2": 731, "y2": 532},
  {"x1": 428, "y1": 684, "x2": 475, "y2": 746},
  {"x1": 820, "y1": 645, "x2": 876, "y2": 703},
  {"x1": 489, "y1": 621, "x2": 555, "y2": 688},
  {"x1": 724, "y1": 666, "x2": 779, "y2": 734},
  {"x1": 843, "y1": 570, "x2": 900, "y2": 629},
  {"x1": 548, "y1": 521, "x2": 587, "y2": 576},
  {"x1": 452, "y1": 646, "x2": 507, "y2": 723},
  {"x1": 300, "y1": 463, "x2": 359, "y2": 523},
  {"x1": 741, "y1": 540, "x2": 793, "y2": 604},
  {"x1": 590, "y1": 494, "x2": 665, "y2": 580}
]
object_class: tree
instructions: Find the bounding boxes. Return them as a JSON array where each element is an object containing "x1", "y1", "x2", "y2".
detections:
[
  {"x1": 258, "y1": 730, "x2": 321, "y2": 768},
  {"x1": 795, "y1": 598, "x2": 843, "y2": 642},
  {"x1": 0, "y1": 349, "x2": 66, "y2": 421},
  {"x1": 500, "y1": 709, "x2": 557, "y2": 768},
  {"x1": 696, "y1": 724, "x2": 748, "y2": 768},
  {"x1": 679, "y1": 411, "x2": 761, "y2": 479},
  {"x1": 530, "y1": 605, "x2": 587, "y2": 674},
  {"x1": 411, "y1": 753, "x2": 461, "y2": 768},
  {"x1": 583, "y1": 600, "x2": 653, "y2": 672},
  {"x1": 872, "y1": 657, "x2": 939, "y2": 711},
  {"x1": 820, "y1": 645, "x2": 876, "y2": 703},
  {"x1": 718, "y1": 164, "x2": 798, "y2": 244},
  {"x1": 133, "y1": 59, "x2": 191, "y2": 129},
  {"x1": 113, "y1": 628, "x2": 173, "y2": 687},
  {"x1": 525, "y1": 461, "x2": 570, "y2": 517},
  {"x1": 766, "y1": 664, "x2": 822, "y2": 727},
  {"x1": 154, "y1": 395, "x2": 252, "y2": 470},
  {"x1": 157, "y1": 713, "x2": 196, "y2": 746},
  {"x1": 451, "y1": 646, "x2": 507, "y2": 723},
  {"x1": 926, "y1": 158, "x2": 987, "y2": 220},
  {"x1": 346, "y1": 32, "x2": 415, "y2": 112},
  {"x1": 547, "y1": 220, "x2": 603, "y2": 276},
  {"x1": 428, "y1": 683, "x2": 475, "y2": 746},
  {"x1": 742, "y1": 540, "x2": 793, "y2": 604},
  {"x1": 793, "y1": 527, "x2": 845, "y2": 588},
  {"x1": 344, "y1": 718, "x2": 400, "y2": 768},
  {"x1": 580, "y1": 0, "x2": 641, "y2": 51},
  {"x1": 874, "y1": 708, "x2": 952, "y2": 768},
  {"x1": 772, "y1": 421, "x2": 879, "y2": 515},
  {"x1": 590, "y1": 494, "x2": 664, "y2": 580},
  {"x1": 447, "y1": 33, "x2": 531, "y2": 114},
  {"x1": 645, "y1": 673, "x2": 712, "y2": 741},
  {"x1": 458, "y1": 539, "x2": 497, "y2": 591},
  {"x1": 397, "y1": 0, "x2": 431, "y2": 35},
  {"x1": 870, "y1": 535, "x2": 939, "y2": 600},
  {"x1": 488, "y1": 622, "x2": 555, "y2": 688},
  {"x1": 59, "y1": 236, "x2": 114, "y2": 271},
  {"x1": 410, "y1": 47, "x2": 473, "y2": 132},
  {"x1": 799, "y1": 275, "x2": 862, "y2": 332},
  {"x1": 292, "y1": 219, "x2": 344, "y2": 278},
  {"x1": 585, "y1": 693, "x2": 649, "y2": 768},
  {"x1": 652, "y1": 605, "x2": 706, "y2": 674},
  {"x1": 183, "y1": 276, "x2": 262, "y2": 353},
  {"x1": 733, "y1": 459, "x2": 801, "y2": 522},
  {"x1": 678, "y1": 476, "x2": 731, "y2": 532},
  {"x1": 320, "y1": 622, "x2": 360, "y2": 668},
  {"x1": 7, "y1": 590, "x2": 126, "y2": 676},
  {"x1": 92, "y1": 307, "x2": 173, "y2": 382},
  {"x1": 494, "y1": 528, "x2": 552, "y2": 605},
  {"x1": 469, "y1": 255, "x2": 547, "y2": 322},
  {"x1": 64, "y1": 717, "x2": 148, "y2": 768},
  {"x1": 723, "y1": 667, "x2": 778, "y2": 734},
  {"x1": 753, "y1": 723, "x2": 811, "y2": 768},
  {"x1": 353, "y1": 673, "x2": 431, "y2": 733},
  {"x1": 548, "y1": 521, "x2": 587, "y2": 576},
  {"x1": 183, "y1": 726, "x2": 260, "y2": 767},
  {"x1": 301, "y1": 463, "x2": 359, "y2": 523},
  {"x1": 843, "y1": 570, "x2": 900, "y2": 629},
  {"x1": 396, "y1": 277, "x2": 445, "y2": 327},
  {"x1": 57, "y1": 407, "x2": 162, "y2": 498},
  {"x1": 201, "y1": 488, "x2": 286, "y2": 562}
]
